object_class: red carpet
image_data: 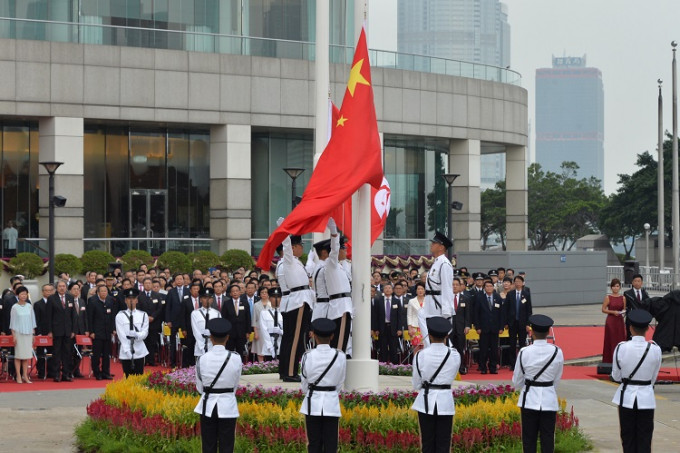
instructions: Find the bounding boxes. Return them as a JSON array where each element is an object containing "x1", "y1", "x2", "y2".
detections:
[{"x1": 551, "y1": 326, "x2": 654, "y2": 360}]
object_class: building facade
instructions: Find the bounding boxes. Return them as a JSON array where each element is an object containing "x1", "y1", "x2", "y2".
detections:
[
  {"x1": 0, "y1": 1, "x2": 528, "y2": 260},
  {"x1": 535, "y1": 55, "x2": 605, "y2": 186}
]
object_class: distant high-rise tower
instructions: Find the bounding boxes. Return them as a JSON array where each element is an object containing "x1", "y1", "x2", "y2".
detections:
[
  {"x1": 535, "y1": 55, "x2": 604, "y2": 186},
  {"x1": 397, "y1": 0, "x2": 511, "y2": 68}
]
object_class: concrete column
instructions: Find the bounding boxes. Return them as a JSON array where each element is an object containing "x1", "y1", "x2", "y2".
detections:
[
  {"x1": 505, "y1": 145, "x2": 528, "y2": 251},
  {"x1": 38, "y1": 117, "x2": 84, "y2": 257},
  {"x1": 209, "y1": 124, "x2": 252, "y2": 254},
  {"x1": 449, "y1": 139, "x2": 481, "y2": 252}
]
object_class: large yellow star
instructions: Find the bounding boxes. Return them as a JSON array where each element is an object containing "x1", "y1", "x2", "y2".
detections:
[
  {"x1": 336, "y1": 115, "x2": 348, "y2": 127},
  {"x1": 347, "y1": 58, "x2": 370, "y2": 97}
]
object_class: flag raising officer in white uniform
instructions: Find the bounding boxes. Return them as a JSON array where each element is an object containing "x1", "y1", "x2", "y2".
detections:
[
  {"x1": 411, "y1": 316, "x2": 461, "y2": 453},
  {"x1": 418, "y1": 231, "x2": 454, "y2": 347},
  {"x1": 611, "y1": 309, "x2": 662, "y2": 453},
  {"x1": 115, "y1": 287, "x2": 149, "y2": 377},
  {"x1": 191, "y1": 287, "x2": 222, "y2": 359},
  {"x1": 275, "y1": 217, "x2": 315, "y2": 382},
  {"x1": 512, "y1": 314, "x2": 564, "y2": 453},
  {"x1": 194, "y1": 318, "x2": 242, "y2": 453},
  {"x1": 313, "y1": 217, "x2": 353, "y2": 353},
  {"x1": 259, "y1": 287, "x2": 284, "y2": 360}
]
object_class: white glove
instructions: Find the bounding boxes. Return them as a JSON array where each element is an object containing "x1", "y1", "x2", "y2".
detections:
[
  {"x1": 276, "y1": 217, "x2": 285, "y2": 227},
  {"x1": 202, "y1": 329, "x2": 211, "y2": 337},
  {"x1": 327, "y1": 217, "x2": 337, "y2": 235},
  {"x1": 275, "y1": 326, "x2": 284, "y2": 335},
  {"x1": 127, "y1": 332, "x2": 138, "y2": 339}
]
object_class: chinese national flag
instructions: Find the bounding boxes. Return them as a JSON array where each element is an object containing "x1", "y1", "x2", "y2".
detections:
[
  {"x1": 256, "y1": 26, "x2": 383, "y2": 270},
  {"x1": 330, "y1": 102, "x2": 391, "y2": 257}
]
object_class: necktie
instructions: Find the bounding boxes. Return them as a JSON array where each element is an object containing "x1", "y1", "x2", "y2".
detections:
[
  {"x1": 386, "y1": 297, "x2": 391, "y2": 321},
  {"x1": 637, "y1": 290, "x2": 641, "y2": 303},
  {"x1": 516, "y1": 291, "x2": 521, "y2": 320},
  {"x1": 129, "y1": 310, "x2": 135, "y2": 355},
  {"x1": 147, "y1": 291, "x2": 150, "y2": 298},
  {"x1": 488, "y1": 295, "x2": 493, "y2": 310},
  {"x1": 454, "y1": 293, "x2": 458, "y2": 311},
  {"x1": 234, "y1": 299, "x2": 239, "y2": 315},
  {"x1": 61, "y1": 295, "x2": 65, "y2": 309},
  {"x1": 217, "y1": 296, "x2": 221, "y2": 310}
]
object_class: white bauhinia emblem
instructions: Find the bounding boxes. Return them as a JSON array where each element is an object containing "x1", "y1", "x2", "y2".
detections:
[{"x1": 374, "y1": 177, "x2": 391, "y2": 219}]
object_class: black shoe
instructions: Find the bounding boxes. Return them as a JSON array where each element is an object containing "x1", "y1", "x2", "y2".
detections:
[
  {"x1": 73, "y1": 372, "x2": 84, "y2": 378},
  {"x1": 509, "y1": 366, "x2": 515, "y2": 371},
  {"x1": 490, "y1": 369, "x2": 498, "y2": 375},
  {"x1": 96, "y1": 376, "x2": 103, "y2": 381},
  {"x1": 102, "y1": 375, "x2": 113, "y2": 380},
  {"x1": 282, "y1": 376, "x2": 301, "y2": 383},
  {"x1": 480, "y1": 370, "x2": 487, "y2": 375},
  {"x1": 459, "y1": 368, "x2": 468, "y2": 375},
  {"x1": 62, "y1": 376, "x2": 73, "y2": 382},
  {"x1": 53, "y1": 377, "x2": 61, "y2": 382}
]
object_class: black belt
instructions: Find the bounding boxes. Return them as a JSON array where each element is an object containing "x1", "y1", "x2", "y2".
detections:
[
  {"x1": 525, "y1": 380, "x2": 554, "y2": 387},
  {"x1": 621, "y1": 379, "x2": 652, "y2": 386},
  {"x1": 309, "y1": 385, "x2": 336, "y2": 391},
  {"x1": 282, "y1": 285, "x2": 310, "y2": 296},
  {"x1": 329, "y1": 292, "x2": 350, "y2": 300},
  {"x1": 426, "y1": 290, "x2": 441, "y2": 296},
  {"x1": 422, "y1": 383, "x2": 451, "y2": 390},
  {"x1": 317, "y1": 298, "x2": 330, "y2": 302},
  {"x1": 204, "y1": 387, "x2": 235, "y2": 394}
]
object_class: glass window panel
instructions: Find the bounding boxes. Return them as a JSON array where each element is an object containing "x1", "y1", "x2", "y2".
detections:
[
  {"x1": 105, "y1": 128, "x2": 130, "y2": 248},
  {"x1": 130, "y1": 130, "x2": 166, "y2": 189},
  {"x1": 2, "y1": 126, "x2": 31, "y2": 242},
  {"x1": 28, "y1": 127, "x2": 39, "y2": 239},
  {"x1": 167, "y1": 131, "x2": 189, "y2": 237},
  {"x1": 84, "y1": 127, "x2": 107, "y2": 238},
  {"x1": 188, "y1": 131, "x2": 210, "y2": 237}
]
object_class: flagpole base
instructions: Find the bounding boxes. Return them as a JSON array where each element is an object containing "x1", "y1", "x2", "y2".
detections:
[{"x1": 345, "y1": 358, "x2": 379, "y2": 392}]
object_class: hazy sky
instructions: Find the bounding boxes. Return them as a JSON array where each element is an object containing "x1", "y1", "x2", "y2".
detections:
[{"x1": 368, "y1": 0, "x2": 680, "y2": 194}]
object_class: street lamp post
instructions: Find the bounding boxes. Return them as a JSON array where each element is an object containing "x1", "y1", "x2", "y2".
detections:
[
  {"x1": 441, "y1": 174, "x2": 460, "y2": 259},
  {"x1": 283, "y1": 168, "x2": 305, "y2": 210},
  {"x1": 40, "y1": 161, "x2": 64, "y2": 284},
  {"x1": 644, "y1": 222, "x2": 651, "y2": 279}
]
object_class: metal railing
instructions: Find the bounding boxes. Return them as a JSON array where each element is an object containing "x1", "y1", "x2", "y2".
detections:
[
  {"x1": 0, "y1": 17, "x2": 522, "y2": 85},
  {"x1": 606, "y1": 265, "x2": 677, "y2": 294},
  {"x1": 83, "y1": 238, "x2": 214, "y2": 256}
]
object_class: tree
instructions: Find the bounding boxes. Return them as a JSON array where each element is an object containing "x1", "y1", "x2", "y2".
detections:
[{"x1": 481, "y1": 181, "x2": 506, "y2": 250}]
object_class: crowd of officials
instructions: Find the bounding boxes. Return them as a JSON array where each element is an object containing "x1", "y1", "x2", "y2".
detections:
[{"x1": 0, "y1": 223, "x2": 665, "y2": 453}]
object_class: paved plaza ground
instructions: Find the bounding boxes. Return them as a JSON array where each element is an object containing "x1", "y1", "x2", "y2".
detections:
[{"x1": 0, "y1": 303, "x2": 678, "y2": 452}]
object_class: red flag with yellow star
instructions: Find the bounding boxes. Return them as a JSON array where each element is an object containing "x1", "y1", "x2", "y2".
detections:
[{"x1": 257, "y1": 26, "x2": 383, "y2": 270}]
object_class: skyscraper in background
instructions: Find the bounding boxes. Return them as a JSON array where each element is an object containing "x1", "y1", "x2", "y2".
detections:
[
  {"x1": 535, "y1": 55, "x2": 604, "y2": 187},
  {"x1": 397, "y1": 0, "x2": 511, "y2": 190}
]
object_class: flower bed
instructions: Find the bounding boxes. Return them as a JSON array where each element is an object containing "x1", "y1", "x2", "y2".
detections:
[{"x1": 77, "y1": 372, "x2": 591, "y2": 452}]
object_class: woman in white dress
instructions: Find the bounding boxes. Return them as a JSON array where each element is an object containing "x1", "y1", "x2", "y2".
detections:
[
  {"x1": 250, "y1": 286, "x2": 269, "y2": 360},
  {"x1": 406, "y1": 282, "x2": 426, "y2": 350},
  {"x1": 259, "y1": 287, "x2": 284, "y2": 361},
  {"x1": 10, "y1": 286, "x2": 36, "y2": 383}
]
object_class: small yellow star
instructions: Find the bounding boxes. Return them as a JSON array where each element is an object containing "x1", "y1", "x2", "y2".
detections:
[
  {"x1": 336, "y1": 115, "x2": 348, "y2": 127},
  {"x1": 347, "y1": 58, "x2": 370, "y2": 97}
]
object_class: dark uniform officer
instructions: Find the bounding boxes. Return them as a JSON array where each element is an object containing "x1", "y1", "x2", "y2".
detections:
[
  {"x1": 612, "y1": 309, "x2": 662, "y2": 453},
  {"x1": 512, "y1": 314, "x2": 564, "y2": 453},
  {"x1": 411, "y1": 317, "x2": 461, "y2": 453},
  {"x1": 194, "y1": 318, "x2": 242, "y2": 453},
  {"x1": 300, "y1": 318, "x2": 347, "y2": 453}
]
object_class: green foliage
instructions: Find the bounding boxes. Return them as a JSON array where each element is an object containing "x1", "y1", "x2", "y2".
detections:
[
  {"x1": 54, "y1": 253, "x2": 83, "y2": 276},
  {"x1": 481, "y1": 180, "x2": 507, "y2": 250},
  {"x1": 221, "y1": 249, "x2": 254, "y2": 272},
  {"x1": 81, "y1": 250, "x2": 116, "y2": 275},
  {"x1": 8, "y1": 252, "x2": 44, "y2": 279},
  {"x1": 188, "y1": 250, "x2": 221, "y2": 273},
  {"x1": 75, "y1": 420, "x2": 202, "y2": 453},
  {"x1": 120, "y1": 250, "x2": 154, "y2": 271},
  {"x1": 157, "y1": 251, "x2": 192, "y2": 274}
]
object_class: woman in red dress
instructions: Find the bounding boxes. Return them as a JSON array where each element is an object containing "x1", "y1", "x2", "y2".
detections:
[{"x1": 602, "y1": 278, "x2": 627, "y2": 363}]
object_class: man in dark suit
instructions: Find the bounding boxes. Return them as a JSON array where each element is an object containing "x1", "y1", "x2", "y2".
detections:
[
  {"x1": 623, "y1": 273, "x2": 650, "y2": 340},
  {"x1": 165, "y1": 274, "x2": 188, "y2": 367},
  {"x1": 180, "y1": 281, "x2": 201, "y2": 367},
  {"x1": 452, "y1": 277, "x2": 472, "y2": 374},
  {"x1": 87, "y1": 284, "x2": 116, "y2": 380},
  {"x1": 505, "y1": 275, "x2": 533, "y2": 370},
  {"x1": 221, "y1": 283, "x2": 252, "y2": 362},
  {"x1": 70, "y1": 282, "x2": 88, "y2": 378},
  {"x1": 138, "y1": 277, "x2": 163, "y2": 366},
  {"x1": 46, "y1": 280, "x2": 78, "y2": 382},
  {"x1": 81, "y1": 271, "x2": 98, "y2": 302},
  {"x1": 371, "y1": 283, "x2": 406, "y2": 364},
  {"x1": 33, "y1": 283, "x2": 54, "y2": 378},
  {"x1": 474, "y1": 280, "x2": 504, "y2": 374}
]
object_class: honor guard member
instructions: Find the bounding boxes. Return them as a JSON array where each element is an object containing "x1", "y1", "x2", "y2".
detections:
[
  {"x1": 418, "y1": 231, "x2": 454, "y2": 347},
  {"x1": 115, "y1": 287, "x2": 149, "y2": 377},
  {"x1": 314, "y1": 218, "x2": 353, "y2": 353},
  {"x1": 612, "y1": 309, "x2": 662, "y2": 453},
  {"x1": 191, "y1": 287, "x2": 222, "y2": 359},
  {"x1": 260, "y1": 287, "x2": 284, "y2": 360},
  {"x1": 513, "y1": 314, "x2": 564, "y2": 453},
  {"x1": 411, "y1": 317, "x2": 461, "y2": 453},
  {"x1": 195, "y1": 318, "x2": 242, "y2": 453},
  {"x1": 276, "y1": 217, "x2": 315, "y2": 382},
  {"x1": 300, "y1": 318, "x2": 347, "y2": 453}
]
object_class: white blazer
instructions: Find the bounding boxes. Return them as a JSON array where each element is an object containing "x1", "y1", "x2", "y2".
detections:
[
  {"x1": 611, "y1": 336, "x2": 662, "y2": 409},
  {"x1": 512, "y1": 340, "x2": 564, "y2": 411},
  {"x1": 411, "y1": 343, "x2": 461, "y2": 415},
  {"x1": 194, "y1": 345, "x2": 242, "y2": 418}
]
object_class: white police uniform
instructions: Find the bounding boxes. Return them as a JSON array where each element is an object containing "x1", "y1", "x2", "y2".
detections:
[
  {"x1": 411, "y1": 343, "x2": 461, "y2": 415},
  {"x1": 259, "y1": 305, "x2": 283, "y2": 357},
  {"x1": 279, "y1": 235, "x2": 315, "y2": 313},
  {"x1": 418, "y1": 253, "x2": 454, "y2": 346},
  {"x1": 194, "y1": 344, "x2": 242, "y2": 418},
  {"x1": 115, "y1": 308, "x2": 149, "y2": 360},
  {"x1": 512, "y1": 340, "x2": 564, "y2": 411},
  {"x1": 300, "y1": 344, "x2": 346, "y2": 416},
  {"x1": 311, "y1": 257, "x2": 328, "y2": 322},
  {"x1": 190, "y1": 307, "x2": 222, "y2": 357},
  {"x1": 612, "y1": 337, "x2": 662, "y2": 409}
]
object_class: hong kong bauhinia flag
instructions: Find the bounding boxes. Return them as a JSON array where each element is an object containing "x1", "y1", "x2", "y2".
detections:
[{"x1": 256, "y1": 26, "x2": 383, "y2": 270}]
